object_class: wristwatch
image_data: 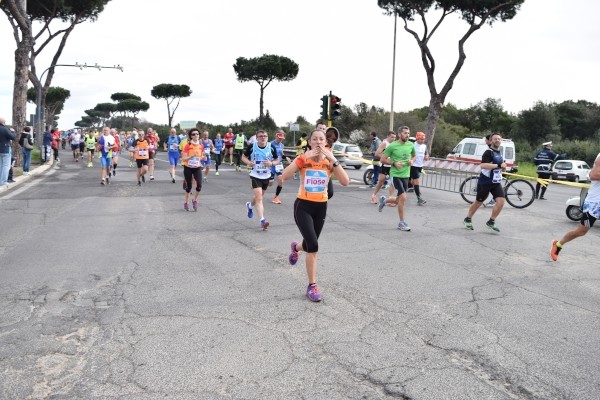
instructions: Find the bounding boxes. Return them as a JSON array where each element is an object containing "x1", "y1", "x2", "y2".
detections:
[{"x1": 332, "y1": 160, "x2": 340, "y2": 167}]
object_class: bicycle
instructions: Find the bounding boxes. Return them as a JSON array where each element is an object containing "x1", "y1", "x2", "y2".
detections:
[{"x1": 459, "y1": 175, "x2": 535, "y2": 209}]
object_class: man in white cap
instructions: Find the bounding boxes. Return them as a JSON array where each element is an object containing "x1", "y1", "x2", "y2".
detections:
[{"x1": 533, "y1": 141, "x2": 565, "y2": 200}]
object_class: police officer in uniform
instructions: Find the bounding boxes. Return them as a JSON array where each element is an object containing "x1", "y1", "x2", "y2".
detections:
[{"x1": 534, "y1": 141, "x2": 565, "y2": 200}]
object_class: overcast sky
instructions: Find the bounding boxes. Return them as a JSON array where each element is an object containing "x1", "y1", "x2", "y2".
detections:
[{"x1": 1, "y1": 0, "x2": 600, "y2": 130}]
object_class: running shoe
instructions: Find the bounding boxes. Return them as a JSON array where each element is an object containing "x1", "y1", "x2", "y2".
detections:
[
  {"x1": 417, "y1": 197, "x2": 426, "y2": 206},
  {"x1": 184, "y1": 202, "x2": 189, "y2": 211},
  {"x1": 141, "y1": 175, "x2": 145, "y2": 183},
  {"x1": 246, "y1": 202, "x2": 253, "y2": 218},
  {"x1": 272, "y1": 196, "x2": 282, "y2": 204},
  {"x1": 150, "y1": 175, "x2": 154, "y2": 181},
  {"x1": 203, "y1": 177, "x2": 208, "y2": 183},
  {"x1": 261, "y1": 219, "x2": 270, "y2": 230},
  {"x1": 378, "y1": 196, "x2": 386, "y2": 212},
  {"x1": 105, "y1": 176, "x2": 109, "y2": 185},
  {"x1": 397, "y1": 221, "x2": 411, "y2": 231},
  {"x1": 112, "y1": 170, "x2": 116, "y2": 177},
  {"x1": 289, "y1": 241, "x2": 299, "y2": 265},
  {"x1": 550, "y1": 240, "x2": 561, "y2": 261},
  {"x1": 192, "y1": 200, "x2": 198, "y2": 212},
  {"x1": 485, "y1": 220, "x2": 500, "y2": 232},
  {"x1": 215, "y1": 171, "x2": 219, "y2": 176},
  {"x1": 371, "y1": 194, "x2": 377, "y2": 204},
  {"x1": 172, "y1": 177, "x2": 176, "y2": 183},
  {"x1": 100, "y1": 179, "x2": 105, "y2": 185},
  {"x1": 306, "y1": 284, "x2": 322, "y2": 302},
  {"x1": 463, "y1": 218, "x2": 473, "y2": 230},
  {"x1": 137, "y1": 181, "x2": 141, "y2": 186},
  {"x1": 87, "y1": 162, "x2": 93, "y2": 168}
]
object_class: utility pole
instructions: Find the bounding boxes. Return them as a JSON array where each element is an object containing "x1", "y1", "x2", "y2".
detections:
[{"x1": 389, "y1": 12, "x2": 398, "y2": 132}]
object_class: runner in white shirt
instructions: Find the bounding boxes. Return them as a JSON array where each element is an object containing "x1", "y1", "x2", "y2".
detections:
[
  {"x1": 69, "y1": 130, "x2": 82, "y2": 162},
  {"x1": 410, "y1": 132, "x2": 430, "y2": 205},
  {"x1": 370, "y1": 131, "x2": 397, "y2": 204}
]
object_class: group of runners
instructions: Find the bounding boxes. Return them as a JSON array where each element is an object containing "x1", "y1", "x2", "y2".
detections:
[{"x1": 64, "y1": 124, "x2": 600, "y2": 302}]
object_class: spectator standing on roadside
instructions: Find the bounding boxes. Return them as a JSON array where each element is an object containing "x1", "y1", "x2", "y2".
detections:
[
  {"x1": 43, "y1": 127, "x2": 53, "y2": 164},
  {"x1": 534, "y1": 141, "x2": 565, "y2": 200},
  {"x1": 0, "y1": 117, "x2": 16, "y2": 187},
  {"x1": 19, "y1": 126, "x2": 34, "y2": 176}
]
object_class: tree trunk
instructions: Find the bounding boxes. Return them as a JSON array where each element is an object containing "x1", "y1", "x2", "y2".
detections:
[
  {"x1": 259, "y1": 86, "x2": 265, "y2": 128},
  {"x1": 167, "y1": 100, "x2": 172, "y2": 128},
  {"x1": 5, "y1": 0, "x2": 33, "y2": 166},
  {"x1": 425, "y1": 96, "x2": 443, "y2": 151}
]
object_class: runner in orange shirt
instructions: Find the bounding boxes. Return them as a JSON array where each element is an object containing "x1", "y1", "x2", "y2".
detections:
[
  {"x1": 181, "y1": 128, "x2": 206, "y2": 211},
  {"x1": 280, "y1": 129, "x2": 349, "y2": 302}
]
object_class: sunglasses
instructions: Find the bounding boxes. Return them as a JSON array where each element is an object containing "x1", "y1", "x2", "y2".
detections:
[{"x1": 190, "y1": 133, "x2": 199, "y2": 136}]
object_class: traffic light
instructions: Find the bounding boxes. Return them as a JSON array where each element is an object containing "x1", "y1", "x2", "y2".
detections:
[
  {"x1": 330, "y1": 95, "x2": 341, "y2": 120},
  {"x1": 320, "y1": 95, "x2": 329, "y2": 120}
]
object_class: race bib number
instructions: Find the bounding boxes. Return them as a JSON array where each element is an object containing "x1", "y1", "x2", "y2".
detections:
[
  {"x1": 275, "y1": 164, "x2": 284, "y2": 173},
  {"x1": 254, "y1": 161, "x2": 269, "y2": 174},
  {"x1": 149, "y1": 144, "x2": 155, "y2": 150},
  {"x1": 138, "y1": 149, "x2": 147, "y2": 157},
  {"x1": 492, "y1": 169, "x2": 502, "y2": 183},
  {"x1": 204, "y1": 147, "x2": 211, "y2": 154},
  {"x1": 170, "y1": 143, "x2": 179, "y2": 151},
  {"x1": 188, "y1": 157, "x2": 200, "y2": 168},
  {"x1": 304, "y1": 169, "x2": 328, "y2": 193}
]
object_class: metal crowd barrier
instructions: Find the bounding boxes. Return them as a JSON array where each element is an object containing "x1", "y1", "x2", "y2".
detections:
[{"x1": 420, "y1": 158, "x2": 481, "y2": 194}]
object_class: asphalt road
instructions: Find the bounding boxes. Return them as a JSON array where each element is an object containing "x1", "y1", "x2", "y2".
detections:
[{"x1": 0, "y1": 152, "x2": 598, "y2": 399}]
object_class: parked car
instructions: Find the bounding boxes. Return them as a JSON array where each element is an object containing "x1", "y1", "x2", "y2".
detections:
[
  {"x1": 552, "y1": 160, "x2": 590, "y2": 182},
  {"x1": 332, "y1": 142, "x2": 364, "y2": 169}
]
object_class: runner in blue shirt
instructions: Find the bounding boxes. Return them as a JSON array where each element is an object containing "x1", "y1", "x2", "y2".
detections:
[{"x1": 167, "y1": 128, "x2": 181, "y2": 183}]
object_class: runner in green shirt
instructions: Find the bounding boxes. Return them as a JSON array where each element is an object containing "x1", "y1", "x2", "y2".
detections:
[{"x1": 378, "y1": 126, "x2": 416, "y2": 231}]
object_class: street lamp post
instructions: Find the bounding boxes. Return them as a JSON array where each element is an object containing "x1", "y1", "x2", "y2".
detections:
[
  {"x1": 35, "y1": 62, "x2": 124, "y2": 158},
  {"x1": 389, "y1": 12, "x2": 398, "y2": 132}
]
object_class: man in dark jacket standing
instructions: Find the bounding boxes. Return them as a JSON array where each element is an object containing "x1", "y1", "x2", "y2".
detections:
[
  {"x1": 0, "y1": 117, "x2": 17, "y2": 187},
  {"x1": 534, "y1": 141, "x2": 565, "y2": 200}
]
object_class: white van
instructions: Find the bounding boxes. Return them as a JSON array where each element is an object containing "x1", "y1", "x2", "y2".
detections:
[{"x1": 447, "y1": 137, "x2": 516, "y2": 171}]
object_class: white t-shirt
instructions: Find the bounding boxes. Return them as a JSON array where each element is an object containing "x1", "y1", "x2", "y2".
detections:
[{"x1": 70, "y1": 133, "x2": 81, "y2": 145}]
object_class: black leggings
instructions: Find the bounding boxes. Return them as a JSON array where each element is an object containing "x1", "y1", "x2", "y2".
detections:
[
  {"x1": 183, "y1": 166, "x2": 202, "y2": 193},
  {"x1": 293, "y1": 198, "x2": 327, "y2": 253},
  {"x1": 214, "y1": 153, "x2": 222, "y2": 170},
  {"x1": 234, "y1": 149, "x2": 244, "y2": 167}
]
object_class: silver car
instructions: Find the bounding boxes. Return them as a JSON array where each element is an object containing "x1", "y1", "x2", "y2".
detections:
[{"x1": 332, "y1": 142, "x2": 364, "y2": 170}]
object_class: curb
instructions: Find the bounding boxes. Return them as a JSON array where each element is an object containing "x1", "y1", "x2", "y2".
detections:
[{"x1": 0, "y1": 162, "x2": 54, "y2": 193}]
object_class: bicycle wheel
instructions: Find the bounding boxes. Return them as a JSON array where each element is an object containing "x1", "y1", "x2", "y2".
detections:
[
  {"x1": 459, "y1": 176, "x2": 479, "y2": 204},
  {"x1": 363, "y1": 168, "x2": 374, "y2": 186},
  {"x1": 504, "y1": 179, "x2": 535, "y2": 208}
]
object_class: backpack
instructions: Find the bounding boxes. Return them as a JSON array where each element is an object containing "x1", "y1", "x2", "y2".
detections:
[{"x1": 21, "y1": 133, "x2": 33, "y2": 150}]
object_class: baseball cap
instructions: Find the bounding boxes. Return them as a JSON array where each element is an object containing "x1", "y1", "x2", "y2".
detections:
[
  {"x1": 276, "y1": 132, "x2": 285, "y2": 139},
  {"x1": 542, "y1": 141, "x2": 552, "y2": 146}
]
